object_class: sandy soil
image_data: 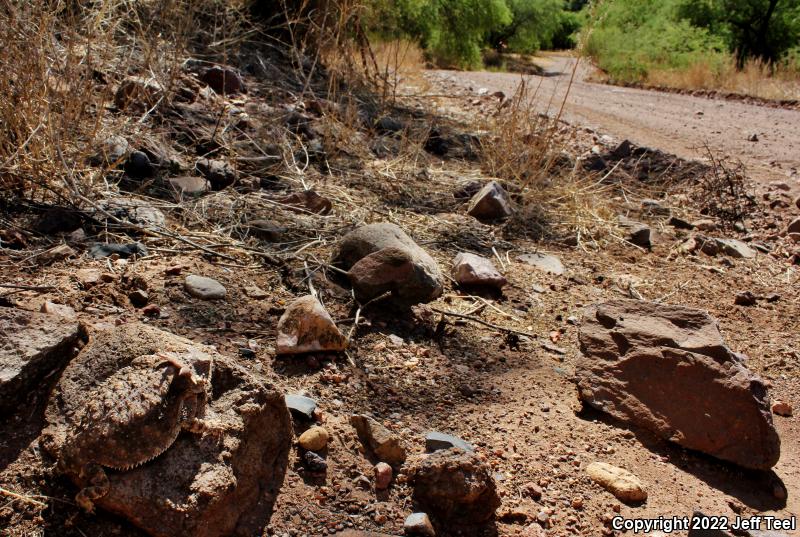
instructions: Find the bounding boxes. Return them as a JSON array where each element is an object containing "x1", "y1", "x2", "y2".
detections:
[{"x1": 432, "y1": 56, "x2": 800, "y2": 190}]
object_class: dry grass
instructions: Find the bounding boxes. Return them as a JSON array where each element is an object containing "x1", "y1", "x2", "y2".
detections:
[
  {"x1": 370, "y1": 39, "x2": 429, "y2": 99},
  {"x1": 478, "y1": 75, "x2": 616, "y2": 244},
  {"x1": 0, "y1": 0, "x2": 252, "y2": 203},
  {"x1": 646, "y1": 57, "x2": 800, "y2": 101}
]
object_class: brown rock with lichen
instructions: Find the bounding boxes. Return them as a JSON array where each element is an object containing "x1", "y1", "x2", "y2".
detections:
[
  {"x1": 408, "y1": 448, "x2": 500, "y2": 525},
  {"x1": 333, "y1": 223, "x2": 443, "y2": 305}
]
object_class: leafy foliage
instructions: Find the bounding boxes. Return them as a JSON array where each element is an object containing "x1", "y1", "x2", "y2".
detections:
[
  {"x1": 585, "y1": 0, "x2": 727, "y2": 82},
  {"x1": 677, "y1": 0, "x2": 800, "y2": 66},
  {"x1": 585, "y1": 0, "x2": 800, "y2": 83},
  {"x1": 365, "y1": 0, "x2": 579, "y2": 68},
  {"x1": 489, "y1": 0, "x2": 569, "y2": 52}
]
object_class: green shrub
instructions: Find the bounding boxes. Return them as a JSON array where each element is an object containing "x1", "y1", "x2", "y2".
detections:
[
  {"x1": 585, "y1": 0, "x2": 727, "y2": 83},
  {"x1": 366, "y1": 0, "x2": 512, "y2": 68},
  {"x1": 365, "y1": 0, "x2": 581, "y2": 68}
]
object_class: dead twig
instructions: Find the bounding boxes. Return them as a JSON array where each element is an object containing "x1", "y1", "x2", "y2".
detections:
[
  {"x1": 0, "y1": 486, "x2": 48, "y2": 508},
  {"x1": 430, "y1": 307, "x2": 536, "y2": 338},
  {"x1": 347, "y1": 291, "x2": 393, "y2": 344},
  {"x1": 0, "y1": 283, "x2": 56, "y2": 291}
]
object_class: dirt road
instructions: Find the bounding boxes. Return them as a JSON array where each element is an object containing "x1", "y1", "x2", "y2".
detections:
[{"x1": 432, "y1": 56, "x2": 800, "y2": 187}]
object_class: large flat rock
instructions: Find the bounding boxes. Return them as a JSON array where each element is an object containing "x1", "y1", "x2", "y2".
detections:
[
  {"x1": 576, "y1": 299, "x2": 780, "y2": 470},
  {"x1": 0, "y1": 308, "x2": 82, "y2": 412}
]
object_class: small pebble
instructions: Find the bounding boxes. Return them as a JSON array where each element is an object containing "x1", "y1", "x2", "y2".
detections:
[
  {"x1": 374, "y1": 462, "x2": 392, "y2": 490},
  {"x1": 772, "y1": 400, "x2": 793, "y2": 417},
  {"x1": 298, "y1": 426, "x2": 329, "y2": 451}
]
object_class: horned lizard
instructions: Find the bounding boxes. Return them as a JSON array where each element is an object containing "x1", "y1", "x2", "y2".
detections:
[{"x1": 42, "y1": 351, "x2": 217, "y2": 513}]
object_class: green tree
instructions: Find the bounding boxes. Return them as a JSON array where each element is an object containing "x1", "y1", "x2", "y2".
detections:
[
  {"x1": 490, "y1": 0, "x2": 566, "y2": 53},
  {"x1": 427, "y1": 0, "x2": 513, "y2": 67},
  {"x1": 584, "y1": 0, "x2": 726, "y2": 82},
  {"x1": 678, "y1": 0, "x2": 800, "y2": 66},
  {"x1": 365, "y1": 0, "x2": 512, "y2": 68}
]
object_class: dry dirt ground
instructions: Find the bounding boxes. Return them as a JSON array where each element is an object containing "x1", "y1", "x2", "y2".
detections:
[
  {"x1": 432, "y1": 55, "x2": 800, "y2": 191},
  {"x1": 1, "y1": 60, "x2": 799, "y2": 537}
]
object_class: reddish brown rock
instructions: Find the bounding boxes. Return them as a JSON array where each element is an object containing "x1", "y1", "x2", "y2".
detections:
[
  {"x1": 577, "y1": 299, "x2": 780, "y2": 469},
  {"x1": 347, "y1": 247, "x2": 416, "y2": 302},
  {"x1": 276, "y1": 295, "x2": 346, "y2": 355},
  {"x1": 350, "y1": 414, "x2": 407, "y2": 465},
  {"x1": 451, "y1": 252, "x2": 506, "y2": 289},
  {"x1": 787, "y1": 217, "x2": 800, "y2": 235},
  {"x1": 466, "y1": 181, "x2": 512, "y2": 221},
  {"x1": 772, "y1": 401, "x2": 793, "y2": 417},
  {"x1": 333, "y1": 223, "x2": 443, "y2": 305},
  {"x1": 408, "y1": 448, "x2": 500, "y2": 525},
  {"x1": 200, "y1": 66, "x2": 245, "y2": 95},
  {"x1": 374, "y1": 462, "x2": 392, "y2": 489}
]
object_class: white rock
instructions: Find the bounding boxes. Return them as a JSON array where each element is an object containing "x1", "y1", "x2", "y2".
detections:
[
  {"x1": 276, "y1": 295, "x2": 346, "y2": 355},
  {"x1": 518, "y1": 252, "x2": 565, "y2": 276},
  {"x1": 184, "y1": 275, "x2": 227, "y2": 300}
]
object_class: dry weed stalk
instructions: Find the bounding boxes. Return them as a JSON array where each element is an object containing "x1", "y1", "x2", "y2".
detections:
[
  {"x1": 0, "y1": 0, "x2": 251, "y2": 205},
  {"x1": 479, "y1": 69, "x2": 615, "y2": 243},
  {"x1": 696, "y1": 145, "x2": 756, "y2": 225},
  {"x1": 647, "y1": 57, "x2": 800, "y2": 101}
]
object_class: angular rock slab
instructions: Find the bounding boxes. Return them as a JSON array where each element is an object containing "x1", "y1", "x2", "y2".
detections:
[
  {"x1": 285, "y1": 394, "x2": 317, "y2": 420},
  {"x1": 332, "y1": 223, "x2": 444, "y2": 305},
  {"x1": 466, "y1": 181, "x2": 512, "y2": 221},
  {"x1": 518, "y1": 252, "x2": 565, "y2": 276},
  {"x1": 577, "y1": 299, "x2": 780, "y2": 469},
  {"x1": 451, "y1": 252, "x2": 506, "y2": 289},
  {"x1": 42, "y1": 323, "x2": 292, "y2": 537},
  {"x1": 0, "y1": 308, "x2": 82, "y2": 412},
  {"x1": 276, "y1": 295, "x2": 346, "y2": 355},
  {"x1": 408, "y1": 448, "x2": 500, "y2": 525},
  {"x1": 425, "y1": 431, "x2": 474, "y2": 453},
  {"x1": 350, "y1": 414, "x2": 407, "y2": 465},
  {"x1": 618, "y1": 215, "x2": 651, "y2": 248},
  {"x1": 715, "y1": 238, "x2": 756, "y2": 259}
]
